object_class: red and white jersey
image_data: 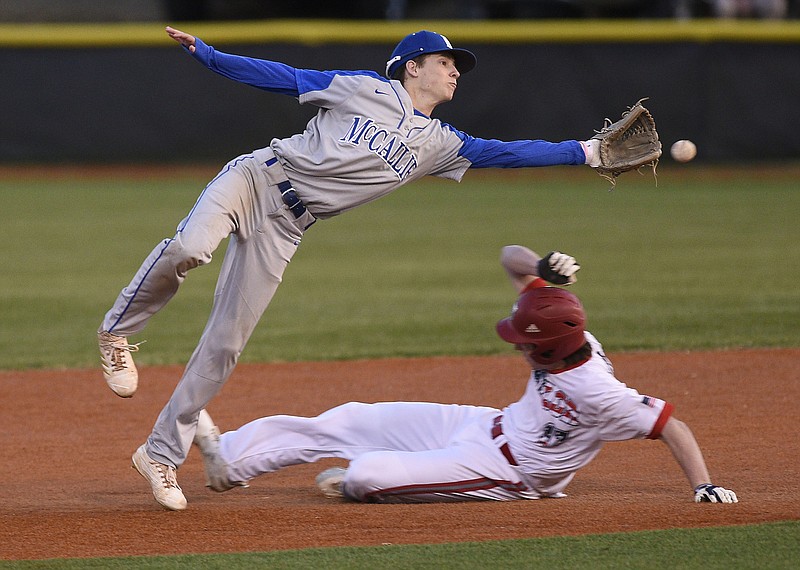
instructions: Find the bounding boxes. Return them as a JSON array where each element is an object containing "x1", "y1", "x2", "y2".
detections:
[{"x1": 501, "y1": 332, "x2": 674, "y2": 496}]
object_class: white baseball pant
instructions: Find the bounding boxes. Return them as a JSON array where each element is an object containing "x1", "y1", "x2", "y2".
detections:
[{"x1": 218, "y1": 401, "x2": 536, "y2": 502}]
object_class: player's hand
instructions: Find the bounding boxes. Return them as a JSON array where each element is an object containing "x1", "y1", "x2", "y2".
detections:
[
  {"x1": 166, "y1": 26, "x2": 197, "y2": 53},
  {"x1": 694, "y1": 483, "x2": 738, "y2": 503},
  {"x1": 537, "y1": 251, "x2": 580, "y2": 285}
]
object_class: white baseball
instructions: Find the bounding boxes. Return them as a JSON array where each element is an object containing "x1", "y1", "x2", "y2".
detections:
[{"x1": 670, "y1": 140, "x2": 697, "y2": 162}]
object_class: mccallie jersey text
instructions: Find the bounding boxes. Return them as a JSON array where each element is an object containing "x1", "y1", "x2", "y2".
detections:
[{"x1": 340, "y1": 116, "x2": 419, "y2": 180}]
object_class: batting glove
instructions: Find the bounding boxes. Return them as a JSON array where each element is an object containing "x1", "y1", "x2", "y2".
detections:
[
  {"x1": 537, "y1": 251, "x2": 580, "y2": 285},
  {"x1": 694, "y1": 483, "x2": 738, "y2": 504}
]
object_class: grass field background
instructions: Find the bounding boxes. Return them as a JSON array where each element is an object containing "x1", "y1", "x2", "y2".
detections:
[
  {"x1": 1, "y1": 165, "x2": 798, "y2": 370},
  {"x1": 1, "y1": 165, "x2": 798, "y2": 567}
]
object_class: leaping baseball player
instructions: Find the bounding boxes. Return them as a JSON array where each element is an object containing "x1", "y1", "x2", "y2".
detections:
[
  {"x1": 190, "y1": 244, "x2": 737, "y2": 504},
  {"x1": 99, "y1": 27, "x2": 659, "y2": 510}
]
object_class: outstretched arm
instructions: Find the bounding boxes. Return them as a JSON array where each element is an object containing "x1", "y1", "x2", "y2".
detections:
[
  {"x1": 500, "y1": 245, "x2": 580, "y2": 293},
  {"x1": 659, "y1": 416, "x2": 711, "y2": 488},
  {"x1": 457, "y1": 136, "x2": 588, "y2": 169},
  {"x1": 164, "y1": 26, "x2": 300, "y2": 96},
  {"x1": 659, "y1": 416, "x2": 738, "y2": 503}
]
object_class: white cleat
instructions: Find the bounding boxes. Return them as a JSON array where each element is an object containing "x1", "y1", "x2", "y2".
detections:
[
  {"x1": 98, "y1": 330, "x2": 142, "y2": 398},
  {"x1": 193, "y1": 409, "x2": 248, "y2": 492},
  {"x1": 316, "y1": 467, "x2": 347, "y2": 499},
  {"x1": 131, "y1": 444, "x2": 187, "y2": 511}
]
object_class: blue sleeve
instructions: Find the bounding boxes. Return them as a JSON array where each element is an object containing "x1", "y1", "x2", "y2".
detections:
[
  {"x1": 190, "y1": 37, "x2": 301, "y2": 96},
  {"x1": 450, "y1": 127, "x2": 586, "y2": 168}
]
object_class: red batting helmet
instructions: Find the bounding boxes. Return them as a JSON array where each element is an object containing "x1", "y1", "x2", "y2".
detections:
[{"x1": 496, "y1": 287, "x2": 587, "y2": 365}]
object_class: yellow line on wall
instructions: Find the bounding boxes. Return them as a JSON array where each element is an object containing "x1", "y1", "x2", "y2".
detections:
[{"x1": 1, "y1": 19, "x2": 799, "y2": 48}]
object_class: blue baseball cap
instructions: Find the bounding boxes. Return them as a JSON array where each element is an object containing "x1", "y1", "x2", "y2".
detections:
[{"x1": 385, "y1": 30, "x2": 477, "y2": 79}]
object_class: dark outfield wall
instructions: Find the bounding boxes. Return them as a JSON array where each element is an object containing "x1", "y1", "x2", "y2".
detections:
[{"x1": 2, "y1": 24, "x2": 799, "y2": 163}]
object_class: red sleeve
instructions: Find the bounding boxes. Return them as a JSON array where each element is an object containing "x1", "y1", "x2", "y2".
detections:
[
  {"x1": 646, "y1": 402, "x2": 674, "y2": 439},
  {"x1": 521, "y1": 278, "x2": 548, "y2": 293}
]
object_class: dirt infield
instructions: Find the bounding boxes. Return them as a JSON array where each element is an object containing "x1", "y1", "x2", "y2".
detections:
[{"x1": 1, "y1": 348, "x2": 797, "y2": 560}]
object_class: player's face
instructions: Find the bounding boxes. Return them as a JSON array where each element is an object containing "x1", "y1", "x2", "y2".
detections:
[
  {"x1": 515, "y1": 343, "x2": 539, "y2": 368},
  {"x1": 416, "y1": 54, "x2": 460, "y2": 103}
]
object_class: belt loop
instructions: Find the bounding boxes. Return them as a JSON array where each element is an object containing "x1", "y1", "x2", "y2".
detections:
[{"x1": 491, "y1": 415, "x2": 518, "y2": 466}]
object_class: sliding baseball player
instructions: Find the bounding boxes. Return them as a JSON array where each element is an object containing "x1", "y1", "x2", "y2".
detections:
[{"x1": 191, "y1": 245, "x2": 736, "y2": 504}]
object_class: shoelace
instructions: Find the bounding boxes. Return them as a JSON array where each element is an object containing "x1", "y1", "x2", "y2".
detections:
[
  {"x1": 153, "y1": 461, "x2": 181, "y2": 491},
  {"x1": 110, "y1": 340, "x2": 145, "y2": 372}
]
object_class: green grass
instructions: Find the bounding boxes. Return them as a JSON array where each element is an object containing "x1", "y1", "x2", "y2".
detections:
[
  {"x1": 0, "y1": 166, "x2": 798, "y2": 369},
  {"x1": 2, "y1": 521, "x2": 797, "y2": 568}
]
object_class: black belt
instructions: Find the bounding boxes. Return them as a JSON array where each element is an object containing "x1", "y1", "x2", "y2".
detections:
[
  {"x1": 278, "y1": 180, "x2": 307, "y2": 219},
  {"x1": 491, "y1": 415, "x2": 518, "y2": 466},
  {"x1": 265, "y1": 157, "x2": 309, "y2": 219}
]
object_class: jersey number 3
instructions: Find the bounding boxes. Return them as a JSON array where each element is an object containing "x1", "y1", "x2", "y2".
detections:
[{"x1": 536, "y1": 422, "x2": 569, "y2": 448}]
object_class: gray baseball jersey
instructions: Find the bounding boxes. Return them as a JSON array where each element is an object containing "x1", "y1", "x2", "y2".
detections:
[{"x1": 192, "y1": 37, "x2": 587, "y2": 219}]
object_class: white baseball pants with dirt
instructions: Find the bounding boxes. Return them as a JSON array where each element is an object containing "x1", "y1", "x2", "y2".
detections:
[
  {"x1": 218, "y1": 401, "x2": 540, "y2": 502},
  {"x1": 100, "y1": 147, "x2": 315, "y2": 468}
]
